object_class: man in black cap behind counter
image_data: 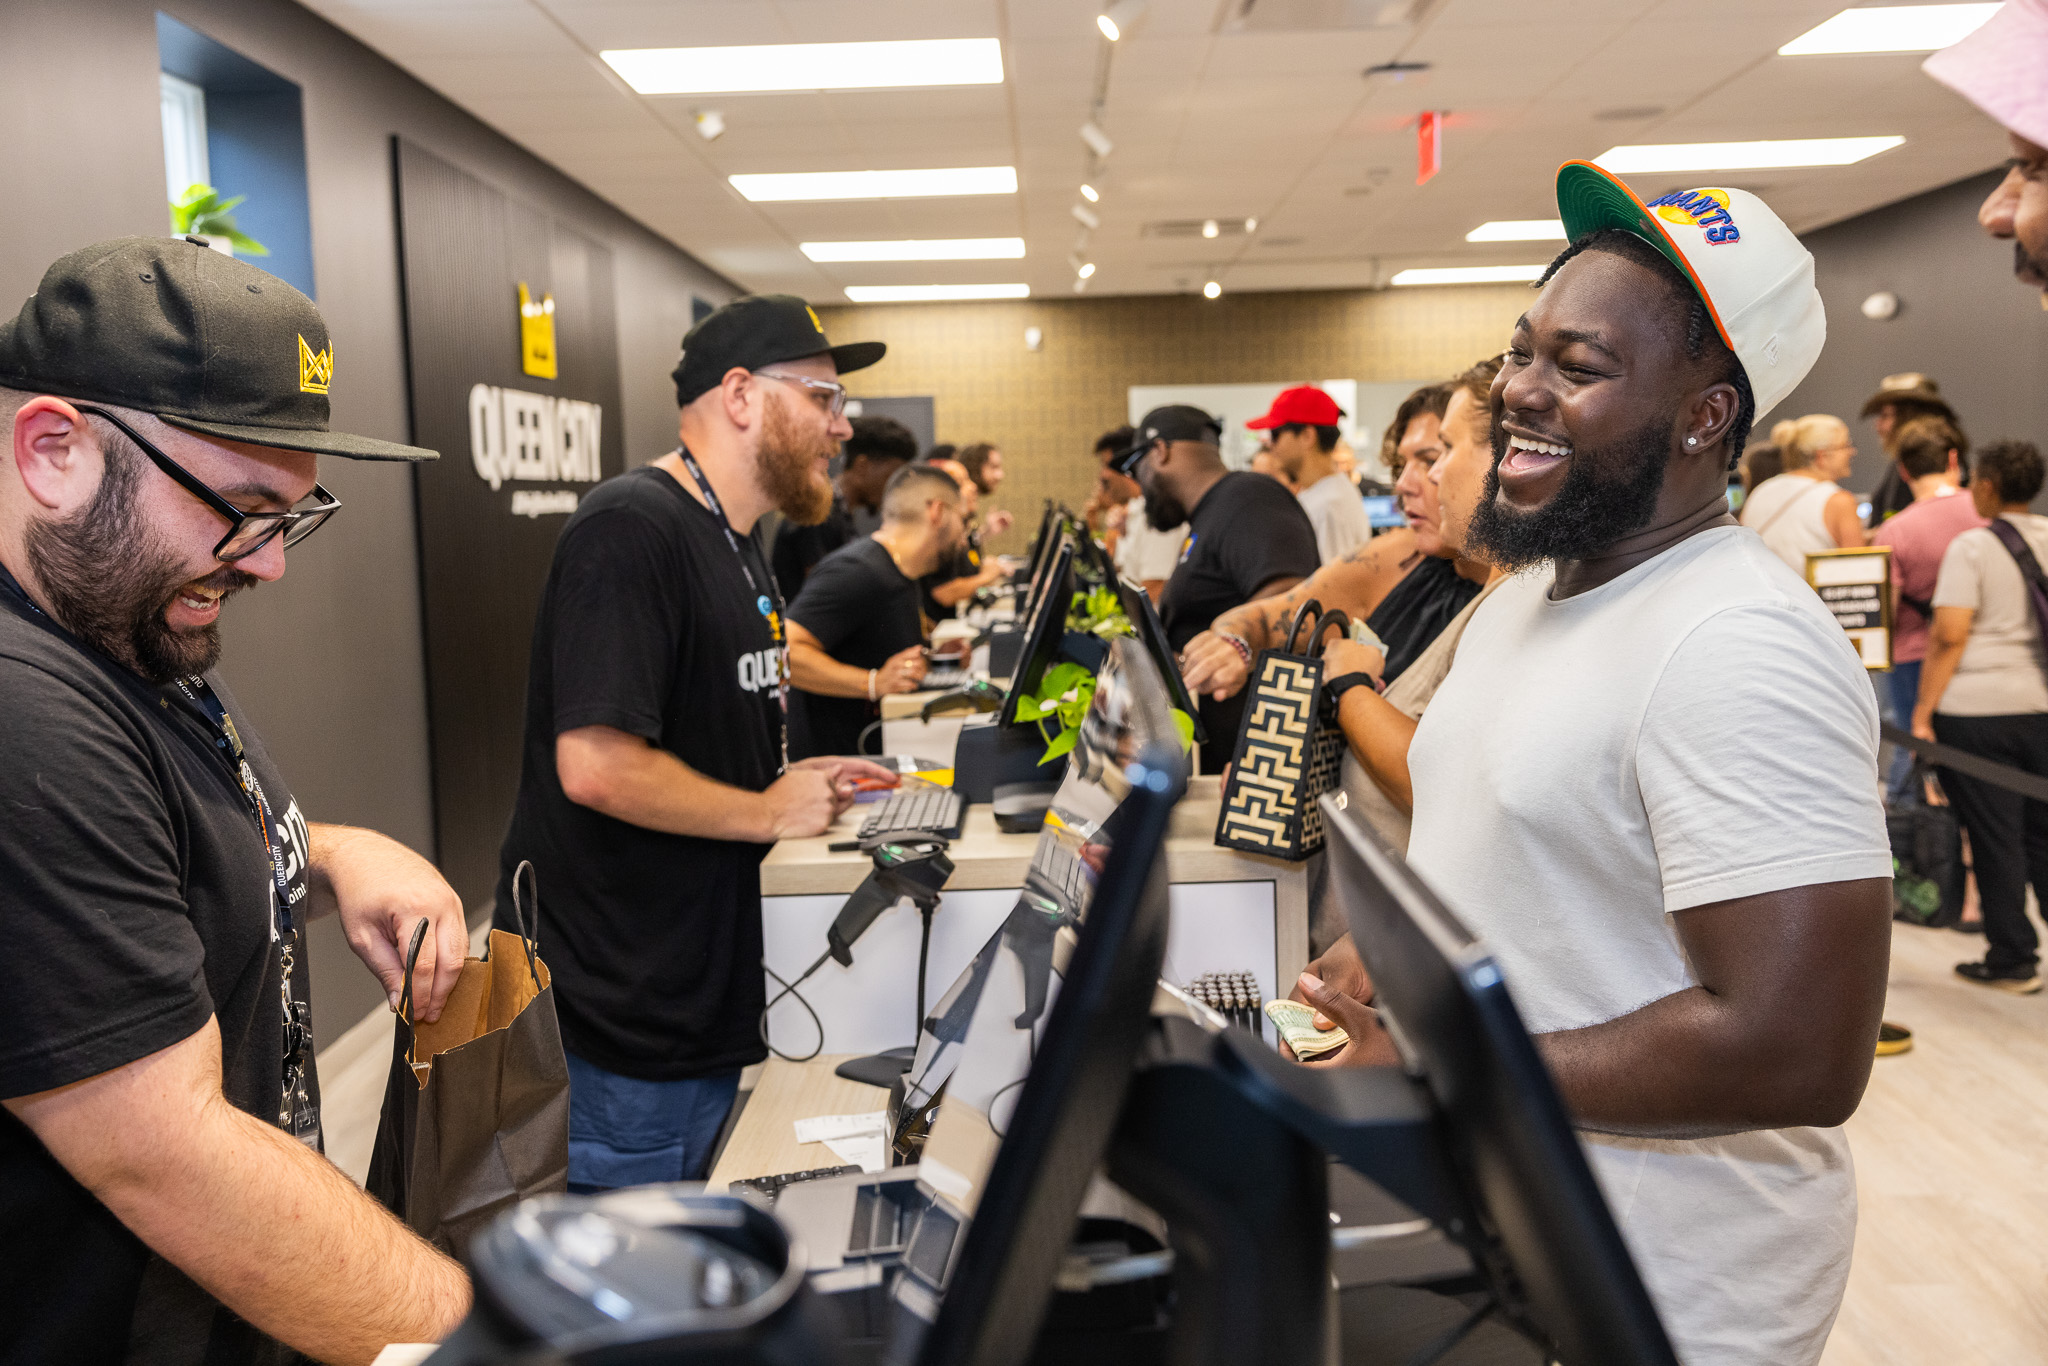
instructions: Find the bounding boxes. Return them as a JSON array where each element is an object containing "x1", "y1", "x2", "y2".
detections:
[
  {"x1": 1115, "y1": 404, "x2": 1321, "y2": 769},
  {"x1": 0, "y1": 237, "x2": 474, "y2": 1362},
  {"x1": 495, "y1": 295, "x2": 898, "y2": 1192}
]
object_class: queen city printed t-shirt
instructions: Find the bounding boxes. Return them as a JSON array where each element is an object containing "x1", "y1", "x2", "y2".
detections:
[
  {"x1": 1407, "y1": 527, "x2": 1890, "y2": 1366},
  {"x1": 787, "y1": 537, "x2": 926, "y2": 760},
  {"x1": 0, "y1": 569, "x2": 314, "y2": 1365},
  {"x1": 1929, "y1": 512, "x2": 2048, "y2": 716},
  {"x1": 1158, "y1": 470, "x2": 1321, "y2": 770},
  {"x1": 1870, "y1": 488, "x2": 1984, "y2": 663},
  {"x1": 496, "y1": 465, "x2": 784, "y2": 1082}
]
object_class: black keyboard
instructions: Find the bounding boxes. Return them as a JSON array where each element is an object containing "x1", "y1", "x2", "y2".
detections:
[
  {"x1": 858, "y1": 785, "x2": 966, "y2": 841},
  {"x1": 727, "y1": 1164, "x2": 862, "y2": 1202},
  {"x1": 923, "y1": 665, "x2": 968, "y2": 690},
  {"x1": 1184, "y1": 970, "x2": 1266, "y2": 1039}
]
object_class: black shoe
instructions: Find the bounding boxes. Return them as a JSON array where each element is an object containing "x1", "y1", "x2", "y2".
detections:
[
  {"x1": 1955, "y1": 960, "x2": 2043, "y2": 994},
  {"x1": 1875, "y1": 1022, "x2": 1913, "y2": 1056}
]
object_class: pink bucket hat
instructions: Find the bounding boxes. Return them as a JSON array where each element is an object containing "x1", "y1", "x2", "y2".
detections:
[{"x1": 1923, "y1": 0, "x2": 2048, "y2": 148}]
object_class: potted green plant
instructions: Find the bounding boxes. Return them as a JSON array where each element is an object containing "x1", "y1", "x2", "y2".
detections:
[
  {"x1": 169, "y1": 183, "x2": 269, "y2": 258},
  {"x1": 1013, "y1": 588, "x2": 1197, "y2": 762}
]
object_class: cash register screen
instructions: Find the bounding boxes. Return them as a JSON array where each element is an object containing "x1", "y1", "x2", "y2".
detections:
[{"x1": 898, "y1": 639, "x2": 1177, "y2": 1221}]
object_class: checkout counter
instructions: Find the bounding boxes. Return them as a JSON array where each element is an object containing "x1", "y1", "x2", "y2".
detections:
[{"x1": 747, "y1": 774, "x2": 1309, "y2": 1171}]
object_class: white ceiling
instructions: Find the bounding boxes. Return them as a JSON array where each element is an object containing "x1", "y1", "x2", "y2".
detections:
[{"x1": 295, "y1": 0, "x2": 2014, "y2": 302}]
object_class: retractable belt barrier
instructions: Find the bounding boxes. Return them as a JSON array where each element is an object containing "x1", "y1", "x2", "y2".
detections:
[{"x1": 1881, "y1": 722, "x2": 2048, "y2": 804}]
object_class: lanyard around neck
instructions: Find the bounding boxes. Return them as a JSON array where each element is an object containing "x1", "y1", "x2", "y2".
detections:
[{"x1": 674, "y1": 448, "x2": 790, "y2": 773}]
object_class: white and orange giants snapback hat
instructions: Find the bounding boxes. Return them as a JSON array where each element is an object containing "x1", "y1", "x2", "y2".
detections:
[{"x1": 1554, "y1": 160, "x2": 1826, "y2": 424}]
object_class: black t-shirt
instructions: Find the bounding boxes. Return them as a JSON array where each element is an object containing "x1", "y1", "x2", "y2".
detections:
[
  {"x1": 771, "y1": 495, "x2": 853, "y2": 602},
  {"x1": 1157, "y1": 472, "x2": 1321, "y2": 769},
  {"x1": 495, "y1": 464, "x2": 784, "y2": 1082},
  {"x1": 0, "y1": 574, "x2": 314, "y2": 1365},
  {"x1": 787, "y1": 538, "x2": 925, "y2": 760},
  {"x1": 1364, "y1": 554, "x2": 1482, "y2": 684},
  {"x1": 919, "y1": 537, "x2": 984, "y2": 621}
]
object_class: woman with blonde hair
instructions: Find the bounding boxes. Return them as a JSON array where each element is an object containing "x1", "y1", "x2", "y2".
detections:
[{"x1": 1739, "y1": 413, "x2": 1866, "y2": 572}]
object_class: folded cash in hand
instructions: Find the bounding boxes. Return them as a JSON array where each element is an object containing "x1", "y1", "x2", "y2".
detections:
[{"x1": 1264, "y1": 999, "x2": 1349, "y2": 1060}]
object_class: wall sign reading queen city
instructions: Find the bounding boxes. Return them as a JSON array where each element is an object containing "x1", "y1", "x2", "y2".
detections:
[{"x1": 468, "y1": 382, "x2": 604, "y2": 517}]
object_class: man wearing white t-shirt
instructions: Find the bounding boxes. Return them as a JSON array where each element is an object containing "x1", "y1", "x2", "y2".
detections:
[
  {"x1": 1298, "y1": 166, "x2": 1891, "y2": 1366},
  {"x1": 1249, "y1": 386, "x2": 1374, "y2": 563}
]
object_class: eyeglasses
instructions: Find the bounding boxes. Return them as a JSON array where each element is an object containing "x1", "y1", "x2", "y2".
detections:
[
  {"x1": 75, "y1": 405, "x2": 341, "y2": 563},
  {"x1": 755, "y1": 369, "x2": 849, "y2": 420}
]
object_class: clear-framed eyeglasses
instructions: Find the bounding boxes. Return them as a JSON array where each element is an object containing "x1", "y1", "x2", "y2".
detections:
[{"x1": 755, "y1": 369, "x2": 849, "y2": 420}]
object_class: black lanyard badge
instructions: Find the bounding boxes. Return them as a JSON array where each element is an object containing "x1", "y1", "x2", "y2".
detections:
[
  {"x1": 677, "y1": 446, "x2": 790, "y2": 773},
  {"x1": 173, "y1": 676, "x2": 320, "y2": 1148}
]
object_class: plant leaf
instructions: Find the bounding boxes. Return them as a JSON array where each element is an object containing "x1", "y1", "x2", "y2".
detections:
[
  {"x1": 1171, "y1": 708, "x2": 1196, "y2": 753},
  {"x1": 220, "y1": 229, "x2": 269, "y2": 256},
  {"x1": 1042, "y1": 726, "x2": 1079, "y2": 762},
  {"x1": 1013, "y1": 694, "x2": 1049, "y2": 722}
]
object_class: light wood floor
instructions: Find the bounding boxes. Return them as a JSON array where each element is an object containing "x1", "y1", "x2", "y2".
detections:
[
  {"x1": 315, "y1": 920, "x2": 2048, "y2": 1360},
  {"x1": 1820, "y1": 921, "x2": 2048, "y2": 1365}
]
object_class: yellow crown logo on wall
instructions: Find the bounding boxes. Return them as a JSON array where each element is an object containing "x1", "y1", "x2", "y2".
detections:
[
  {"x1": 519, "y1": 282, "x2": 558, "y2": 380},
  {"x1": 297, "y1": 334, "x2": 333, "y2": 395}
]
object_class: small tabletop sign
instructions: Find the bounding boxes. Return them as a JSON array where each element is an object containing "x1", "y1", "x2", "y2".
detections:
[{"x1": 1806, "y1": 545, "x2": 1893, "y2": 671}]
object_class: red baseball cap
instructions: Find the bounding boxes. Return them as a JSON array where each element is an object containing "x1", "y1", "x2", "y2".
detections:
[{"x1": 1247, "y1": 384, "x2": 1345, "y2": 430}]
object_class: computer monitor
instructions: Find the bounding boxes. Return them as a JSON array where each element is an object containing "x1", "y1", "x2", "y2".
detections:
[
  {"x1": 1072, "y1": 519, "x2": 1118, "y2": 590},
  {"x1": 1361, "y1": 493, "x2": 1406, "y2": 530},
  {"x1": 887, "y1": 637, "x2": 1189, "y2": 1366},
  {"x1": 1018, "y1": 501, "x2": 1060, "y2": 598},
  {"x1": 1321, "y1": 801, "x2": 1679, "y2": 1366},
  {"x1": 996, "y1": 538, "x2": 1076, "y2": 727},
  {"x1": 1114, "y1": 576, "x2": 1206, "y2": 745}
]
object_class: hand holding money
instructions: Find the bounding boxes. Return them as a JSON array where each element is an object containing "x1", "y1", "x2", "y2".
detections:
[
  {"x1": 1285, "y1": 969, "x2": 1402, "y2": 1068},
  {"x1": 1266, "y1": 999, "x2": 1349, "y2": 1060}
]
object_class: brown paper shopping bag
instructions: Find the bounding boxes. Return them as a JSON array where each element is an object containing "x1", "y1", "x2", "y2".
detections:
[{"x1": 367, "y1": 862, "x2": 569, "y2": 1256}]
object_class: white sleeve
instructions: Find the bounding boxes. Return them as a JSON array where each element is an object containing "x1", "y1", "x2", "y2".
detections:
[
  {"x1": 1137, "y1": 523, "x2": 1187, "y2": 582},
  {"x1": 1637, "y1": 604, "x2": 1892, "y2": 913},
  {"x1": 1930, "y1": 530, "x2": 1985, "y2": 611}
]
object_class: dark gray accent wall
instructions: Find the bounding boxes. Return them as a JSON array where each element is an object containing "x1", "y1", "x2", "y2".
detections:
[
  {"x1": 1776, "y1": 169, "x2": 2048, "y2": 498},
  {"x1": 0, "y1": 0, "x2": 736, "y2": 1042}
]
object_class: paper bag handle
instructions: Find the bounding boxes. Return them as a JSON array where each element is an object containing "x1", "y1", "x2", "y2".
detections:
[
  {"x1": 398, "y1": 916, "x2": 429, "y2": 1028},
  {"x1": 504, "y1": 860, "x2": 544, "y2": 991}
]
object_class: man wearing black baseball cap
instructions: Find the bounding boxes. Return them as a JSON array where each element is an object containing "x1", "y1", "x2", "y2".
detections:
[
  {"x1": 494, "y1": 294, "x2": 897, "y2": 1192},
  {"x1": 0, "y1": 237, "x2": 473, "y2": 1360},
  {"x1": 1116, "y1": 404, "x2": 1320, "y2": 769}
]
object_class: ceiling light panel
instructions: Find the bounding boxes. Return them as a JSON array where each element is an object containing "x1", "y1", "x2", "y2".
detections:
[
  {"x1": 1778, "y1": 4, "x2": 2002, "y2": 56},
  {"x1": 801, "y1": 238, "x2": 1025, "y2": 262},
  {"x1": 1593, "y1": 137, "x2": 1905, "y2": 172},
  {"x1": 729, "y1": 167, "x2": 1018, "y2": 202},
  {"x1": 1466, "y1": 219, "x2": 1566, "y2": 242},
  {"x1": 601, "y1": 38, "x2": 1005, "y2": 96},
  {"x1": 1392, "y1": 266, "x2": 1547, "y2": 286},
  {"x1": 844, "y1": 284, "x2": 1031, "y2": 302}
]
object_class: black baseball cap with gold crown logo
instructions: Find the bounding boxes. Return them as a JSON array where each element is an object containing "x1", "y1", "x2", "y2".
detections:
[
  {"x1": 671, "y1": 293, "x2": 885, "y2": 407},
  {"x1": 0, "y1": 236, "x2": 436, "y2": 461}
]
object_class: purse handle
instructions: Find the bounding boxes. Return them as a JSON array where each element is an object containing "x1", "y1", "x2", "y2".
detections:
[
  {"x1": 1282, "y1": 598, "x2": 1353, "y2": 658},
  {"x1": 395, "y1": 860, "x2": 545, "y2": 1028}
]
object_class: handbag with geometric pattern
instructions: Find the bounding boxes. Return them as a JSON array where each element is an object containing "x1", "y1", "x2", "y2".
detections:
[{"x1": 1214, "y1": 599, "x2": 1351, "y2": 861}]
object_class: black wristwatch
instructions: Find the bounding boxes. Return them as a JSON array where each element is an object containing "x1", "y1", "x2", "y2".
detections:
[{"x1": 1324, "y1": 671, "x2": 1381, "y2": 706}]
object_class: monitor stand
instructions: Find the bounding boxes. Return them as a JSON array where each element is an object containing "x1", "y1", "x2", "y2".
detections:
[{"x1": 1106, "y1": 1015, "x2": 1510, "y2": 1366}]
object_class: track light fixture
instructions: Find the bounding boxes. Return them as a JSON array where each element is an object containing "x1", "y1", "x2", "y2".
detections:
[{"x1": 1097, "y1": 0, "x2": 1146, "y2": 42}]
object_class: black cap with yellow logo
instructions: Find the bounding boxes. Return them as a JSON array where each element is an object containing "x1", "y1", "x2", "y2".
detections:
[
  {"x1": 0, "y1": 236, "x2": 436, "y2": 461},
  {"x1": 671, "y1": 293, "x2": 885, "y2": 407}
]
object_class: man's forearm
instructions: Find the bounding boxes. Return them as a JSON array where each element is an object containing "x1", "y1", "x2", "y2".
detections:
[
  {"x1": 557, "y1": 728, "x2": 778, "y2": 842},
  {"x1": 12, "y1": 1021, "x2": 468, "y2": 1366},
  {"x1": 789, "y1": 642, "x2": 871, "y2": 699}
]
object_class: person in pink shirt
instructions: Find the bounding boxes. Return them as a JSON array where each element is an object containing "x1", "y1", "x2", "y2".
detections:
[{"x1": 1872, "y1": 414, "x2": 1980, "y2": 796}]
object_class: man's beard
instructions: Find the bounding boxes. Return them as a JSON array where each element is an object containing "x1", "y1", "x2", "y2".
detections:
[
  {"x1": 2016, "y1": 238, "x2": 2048, "y2": 291},
  {"x1": 759, "y1": 391, "x2": 835, "y2": 525},
  {"x1": 21, "y1": 445, "x2": 255, "y2": 682},
  {"x1": 1141, "y1": 472, "x2": 1188, "y2": 531},
  {"x1": 1468, "y1": 415, "x2": 1672, "y2": 572}
]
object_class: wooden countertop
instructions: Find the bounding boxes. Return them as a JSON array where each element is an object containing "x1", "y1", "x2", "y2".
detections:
[
  {"x1": 761, "y1": 776, "x2": 1300, "y2": 896},
  {"x1": 706, "y1": 1056, "x2": 890, "y2": 1190}
]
